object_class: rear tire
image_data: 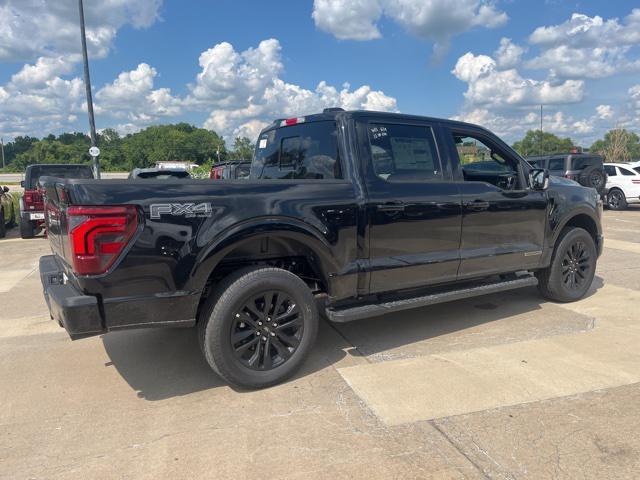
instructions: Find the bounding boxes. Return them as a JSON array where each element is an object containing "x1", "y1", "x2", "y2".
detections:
[
  {"x1": 7, "y1": 206, "x2": 16, "y2": 228},
  {"x1": 536, "y1": 227, "x2": 597, "y2": 302},
  {"x1": 198, "y1": 266, "x2": 319, "y2": 389},
  {"x1": 607, "y1": 188, "x2": 627, "y2": 210},
  {"x1": 0, "y1": 209, "x2": 6, "y2": 238},
  {"x1": 20, "y1": 219, "x2": 35, "y2": 239}
]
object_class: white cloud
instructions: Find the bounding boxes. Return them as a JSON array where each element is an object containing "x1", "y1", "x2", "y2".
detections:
[
  {"x1": 95, "y1": 63, "x2": 182, "y2": 123},
  {"x1": 0, "y1": 56, "x2": 85, "y2": 137},
  {"x1": 494, "y1": 37, "x2": 525, "y2": 69},
  {"x1": 192, "y1": 39, "x2": 398, "y2": 139},
  {"x1": 452, "y1": 52, "x2": 584, "y2": 108},
  {"x1": 526, "y1": 10, "x2": 640, "y2": 78},
  {"x1": 0, "y1": 0, "x2": 163, "y2": 61},
  {"x1": 596, "y1": 104, "x2": 614, "y2": 120},
  {"x1": 630, "y1": 85, "x2": 640, "y2": 110},
  {"x1": 312, "y1": 0, "x2": 382, "y2": 40},
  {"x1": 312, "y1": 0, "x2": 507, "y2": 58},
  {"x1": 453, "y1": 108, "x2": 598, "y2": 144}
]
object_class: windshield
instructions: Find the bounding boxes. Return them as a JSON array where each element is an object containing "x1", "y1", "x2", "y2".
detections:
[{"x1": 27, "y1": 165, "x2": 94, "y2": 189}]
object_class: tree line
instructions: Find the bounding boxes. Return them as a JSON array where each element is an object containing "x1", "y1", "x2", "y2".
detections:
[
  {"x1": 0, "y1": 123, "x2": 255, "y2": 172},
  {"x1": 512, "y1": 128, "x2": 640, "y2": 160},
  {"x1": 2, "y1": 123, "x2": 639, "y2": 173}
]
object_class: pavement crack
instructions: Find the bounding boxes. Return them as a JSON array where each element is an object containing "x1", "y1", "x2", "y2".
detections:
[{"x1": 429, "y1": 420, "x2": 493, "y2": 480}]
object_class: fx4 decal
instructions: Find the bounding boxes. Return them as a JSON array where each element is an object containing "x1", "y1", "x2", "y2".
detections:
[{"x1": 150, "y1": 203, "x2": 213, "y2": 219}]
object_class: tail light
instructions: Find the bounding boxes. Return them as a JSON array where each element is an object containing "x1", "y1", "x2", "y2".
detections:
[
  {"x1": 23, "y1": 190, "x2": 43, "y2": 209},
  {"x1": 66, "y1": 206, "x2": 139, "y2": 275}
]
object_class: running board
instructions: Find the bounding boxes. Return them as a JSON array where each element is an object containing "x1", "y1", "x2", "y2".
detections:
[{"x1": 325, "y1": 275, "x2": 538, "y2": 323}]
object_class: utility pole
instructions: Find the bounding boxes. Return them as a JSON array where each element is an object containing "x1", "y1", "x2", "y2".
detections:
[
  {"x1": 1, "y1": 138, "x2": 5, "y2": 169},
  {"x1": 78, "y1": 0, "x2": 101, "y2": 178},
  {"x1": 539, "y1": 104, "x2": 543, "y2": 156}
]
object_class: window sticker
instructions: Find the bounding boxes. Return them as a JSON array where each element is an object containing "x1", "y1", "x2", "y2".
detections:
[
  {"x1": 259, "y1": 138, "x2": 268, "y2": 149},
  {"x1": 370, "y1": 126, "x2": 388, "y2": 140}
]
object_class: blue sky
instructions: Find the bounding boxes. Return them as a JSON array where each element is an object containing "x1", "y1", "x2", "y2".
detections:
[{"x1": 1, "y1": 1, "x2": 639, "y2": 146}]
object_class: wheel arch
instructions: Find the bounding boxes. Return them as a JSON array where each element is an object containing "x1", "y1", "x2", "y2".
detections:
[
  {"x1": 553, "y1": 212, "x2": 600, "y2": 248},
  {"x1": 188, "y1": 218, "x2": 340, "y2": 312}
]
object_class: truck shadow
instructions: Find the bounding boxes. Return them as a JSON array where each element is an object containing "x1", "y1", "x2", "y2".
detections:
[{"x1": 102, "y1": 277, "x2": 603, "y2": 400}]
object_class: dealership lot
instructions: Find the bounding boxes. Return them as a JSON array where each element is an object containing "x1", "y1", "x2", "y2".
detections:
[{"x1": 2, "y1": 210, "x2": 640, "y2": 479}]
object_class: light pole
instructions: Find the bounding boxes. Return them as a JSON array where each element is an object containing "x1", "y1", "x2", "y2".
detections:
[
  {"x1": 539, "y1": 104, "x2": 543, "y2": 156},
  {"x1": 78, "y1": 0, "x2": 101, "y2": 178}
]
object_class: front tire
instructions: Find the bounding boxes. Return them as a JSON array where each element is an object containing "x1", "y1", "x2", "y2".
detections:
[
  {"x1": 536, "y1": 227, "x2": 597, "y2": 302},
  {"x1": 198, "y1": 267, "x2": 319, "y2": 389},
  {"x1": 607, "y1": 189, "x2": 627, "y2": 210}
]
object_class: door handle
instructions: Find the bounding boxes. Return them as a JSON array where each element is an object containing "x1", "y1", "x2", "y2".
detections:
[
  {"x1": 377, "y1": 202, "x2": 405, "y2": 212},
  {"x1": 465, "y1": 200, "x2": 490, "y2": 212}
]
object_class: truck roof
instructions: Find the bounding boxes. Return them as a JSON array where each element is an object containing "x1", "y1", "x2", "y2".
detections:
[{"x1": 262, "y1": 108, "x2": 486, "y2": 135}]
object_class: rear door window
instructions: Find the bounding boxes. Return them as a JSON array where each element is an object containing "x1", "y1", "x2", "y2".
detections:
[
  {"x1": 251, "y1": 121, "x2": 342, "y2": 180},
  {"x1": 604, "y1": 165, "x2": 617, "y2": 177}
]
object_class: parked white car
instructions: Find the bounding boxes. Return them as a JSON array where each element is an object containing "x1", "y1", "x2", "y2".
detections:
[{"x1": 604, "y1": 163, "x2": 640, "y2": 210}]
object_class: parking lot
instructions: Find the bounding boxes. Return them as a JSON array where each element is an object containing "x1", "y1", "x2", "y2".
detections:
[{"x1": 1, "y1": 208, "x2": 640, "y2": 479}]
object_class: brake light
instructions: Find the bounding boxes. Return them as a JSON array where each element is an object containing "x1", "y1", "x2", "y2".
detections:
[
  {"x1": 66, "y1": 206, "x2": 139, "y2": 275},
  {"x1": 280, "y1": 117, "x2": 305, "y2": 127}
]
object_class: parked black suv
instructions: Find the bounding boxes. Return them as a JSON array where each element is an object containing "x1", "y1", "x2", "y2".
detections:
[
  {"x1": 527, "y1": 153, "x2": 607, "y2": 196},
  {"x1": 40, "y1": 110, "x2": 604, "y2": 388}
]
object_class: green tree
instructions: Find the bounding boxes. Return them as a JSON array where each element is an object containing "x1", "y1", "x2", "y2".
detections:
[
  {"x1": 2, "y1": 123, "x2": 229, "y2": 172},
  {"x1": 591, "y1": 129, "x2": 640, "y2": 162},
  {"x1": 229, "y1": 137, "x2": 255, "y2": 161},
  {"x1": 512, "y1": 130, "x2": 575, "y2": 157}
]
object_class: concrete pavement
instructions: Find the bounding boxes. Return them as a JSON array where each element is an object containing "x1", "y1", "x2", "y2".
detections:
[{"x1": 1, "y1": 209, "x2": 640, "y2": 479}]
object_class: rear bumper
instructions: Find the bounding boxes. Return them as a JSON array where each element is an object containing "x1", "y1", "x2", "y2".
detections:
[
  {"x1": 21, "y1": 210, "x2": 45, "y2": 225},
  {"x1": 39, "y1": 255, "x2": 104, "y2": 340},
  {"x1": 40, "y1": 255, "x2": 199, "y2": 340}
]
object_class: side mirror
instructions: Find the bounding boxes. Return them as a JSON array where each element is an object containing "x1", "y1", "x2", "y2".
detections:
[
  {"x1": 529, "y1": 168, "x2": 549, "y2": 191},
  {"x1": 2, "y1": 186, "x2": 9, "y2": 193},
  {"x1": 20, "y1": 180, "x2": 25, "y2": 188}
]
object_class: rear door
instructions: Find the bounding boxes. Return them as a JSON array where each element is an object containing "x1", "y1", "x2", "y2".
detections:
[
  {"x1": 356, "y1": 117, "x2": 462, "y2": 293},
  {"x1": 442, "y1": 125, "x2": 548, "y2": 279}
]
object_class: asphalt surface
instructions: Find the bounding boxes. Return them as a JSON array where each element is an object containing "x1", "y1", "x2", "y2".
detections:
[{"x1": 2, "y1": 209, "x2": 640, "y2": 479}]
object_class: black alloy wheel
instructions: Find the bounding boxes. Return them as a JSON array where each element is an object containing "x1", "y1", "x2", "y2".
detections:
[
  {"x1": 198, "y1": 266, "x2": 318, "y2": 389},
  {"x1": 231, "y1": 290, "x2": 303, "y2": 371},
  {"x1": 536, "y1": 227, "x2": 597, "y2": 302},
  {"x1": 561, "y1": 240, "x2": 592, "y2": 291},
  {"x1": 607, "y1": 190, "x2": 627, "y2": 210}
]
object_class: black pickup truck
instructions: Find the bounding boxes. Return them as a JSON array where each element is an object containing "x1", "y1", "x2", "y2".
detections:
[{"x1": 40, "y1": 109, "x2": 603, "y2": 388}]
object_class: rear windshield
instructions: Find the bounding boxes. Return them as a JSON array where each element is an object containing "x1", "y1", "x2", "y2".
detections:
[
  {"x1": 235, "y1": 165, "x2": 250, "y2": 179},
  {"x1": 136, "y1": 170, "x2": 190, "y2": 179},
  {"x1": 251, "y1": 121, "x2": 342, "y2": 180},
  {"x1": 26, "y1": 165, "x2": 93, "y2": 189}
]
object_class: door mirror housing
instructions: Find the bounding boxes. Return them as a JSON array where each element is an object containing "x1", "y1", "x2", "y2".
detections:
[
  {"x1": 529, "y1": 168, "x2": 549, "y2": 191},
  {"x1": 2, "y1": 186, "x2": 9, "y2": 193}
]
